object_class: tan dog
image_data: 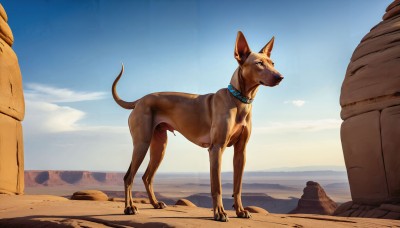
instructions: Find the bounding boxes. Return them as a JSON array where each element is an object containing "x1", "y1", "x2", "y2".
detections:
[{"x1": 112, "y1": 31, "x2": 283, "y2": 222}]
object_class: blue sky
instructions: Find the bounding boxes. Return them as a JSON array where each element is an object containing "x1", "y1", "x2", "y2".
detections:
[{"x1": 2, "y1": 0, "x2": 392, "y2": 172}]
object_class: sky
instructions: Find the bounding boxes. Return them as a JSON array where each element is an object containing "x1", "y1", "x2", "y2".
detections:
[{"x1": 2, "y1": 0, "x2": 392, "y2": 173}]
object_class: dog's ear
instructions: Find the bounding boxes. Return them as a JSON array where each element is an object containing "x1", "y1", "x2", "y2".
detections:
[
  {"x1": 259, "y1": 36, "x2": 275, "y2": 57},
  {"x1": 234, "y1": 31, "x2": 251, "y2": 65}
]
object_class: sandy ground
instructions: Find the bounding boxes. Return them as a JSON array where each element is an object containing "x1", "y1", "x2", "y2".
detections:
[{"x1": 0, "y1": 194, "x2": 399, "y2": 228}]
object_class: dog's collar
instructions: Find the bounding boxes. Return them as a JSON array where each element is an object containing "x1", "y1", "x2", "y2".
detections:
[{"x1": 227, "y1": 84, "x2": 253, "y2": 104}]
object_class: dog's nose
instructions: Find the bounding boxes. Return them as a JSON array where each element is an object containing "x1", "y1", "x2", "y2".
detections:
[{"x1": 274, "y1": 74, "x2": 284, "y2": 81}]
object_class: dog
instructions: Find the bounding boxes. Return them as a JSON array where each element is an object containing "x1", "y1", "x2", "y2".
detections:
[{"x1": 112, "y1": 31, "x2": 283, "y2": 222}]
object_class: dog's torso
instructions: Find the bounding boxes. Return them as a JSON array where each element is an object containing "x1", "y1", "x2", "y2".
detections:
[{"x1": 130, "y1": 88, "x2": 251, "y2": 149}]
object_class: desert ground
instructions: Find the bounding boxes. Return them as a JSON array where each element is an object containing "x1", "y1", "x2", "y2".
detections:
[
  {"x1": 1, "y1": 194, "x2": 399, "y2": 227},
  {"x1": 1, "y1": 170, "x2": 399, "y2": 227}
]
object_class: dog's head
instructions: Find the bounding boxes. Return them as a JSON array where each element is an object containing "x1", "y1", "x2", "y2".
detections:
[{"x1": 234, "y1": 31, "x2": 283, "y2": 87}]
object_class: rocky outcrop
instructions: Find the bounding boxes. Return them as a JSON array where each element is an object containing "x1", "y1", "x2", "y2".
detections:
[
  {"x1": 340, "y1": 0, "x2": 400, "y2": 209},
  {"x1": 290, "y1": 181, "x2": 337, "y2": 215},
  {"x1": 71, "y1": 190, "x2": 109, "y2": 201},
  {"x1": 175, "y1": 199, "x2": 197, "y2": 207},
  {"x1": 0, "y1": 3, "x2": 25, "y2": 195},
  {"x1": 334, "y1": 201, "x2": 400, "y2": 220},
  {"x1": 244, "y1": 206, "x2": 269, "y2": 215}
]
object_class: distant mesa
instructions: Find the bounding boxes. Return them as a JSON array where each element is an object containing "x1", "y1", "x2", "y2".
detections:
[
  {"x1": 175, "y1": 199, "x2": 197, "y2": 207},
  {"x1": 71, "y1": 190, "x2": 108, "y2": 201},
  {"x1": 290, "y1": 181, "x2": 337, "y2": 215},
  {"x1": 25, "y1": 170, "x2": 124, "y2": 187},
  {"x1": 244, "y1": 206, "x2": 269, "y2": 215}
]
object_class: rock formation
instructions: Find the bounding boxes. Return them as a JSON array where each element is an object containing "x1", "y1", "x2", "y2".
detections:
[
  {"x1": 71, "y1": 190, "x2": 109, "y2": 201},
  {"x1": 0, "y1": 3, "x2": 25, "y2": 195},
  {"x1": 338, "y1": 0, "x2": 400, "y2": 219},
  {"x1": 244, "y1": 206, "x2": 269, "y2": 215},
  {"x1": 175, "y1": 199, "x2": 197, "y2": 207},
  {"x1": 290, "y1": 181, "x2": 337, "y2": 215}
]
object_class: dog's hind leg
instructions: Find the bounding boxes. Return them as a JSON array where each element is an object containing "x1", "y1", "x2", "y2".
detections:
[
  {"x1": 142, "y1": 126, "x2": 168, "y2": 209},
  {"x1": 123, "y1": 141, "x2": 150, "y2": 215}
]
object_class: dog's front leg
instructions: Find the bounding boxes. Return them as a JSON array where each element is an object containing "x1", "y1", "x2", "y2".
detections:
[
  {"x1": 233, "y1": 126, "x2": 251, "y2": 218},
  {"x1": 209, "y1": 144, "x2": 228, "y2": 222}
]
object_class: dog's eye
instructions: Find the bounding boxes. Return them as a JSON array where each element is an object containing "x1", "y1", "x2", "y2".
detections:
[{"x1": 256, "y1": 61, "x2": 264, "y2": 66}]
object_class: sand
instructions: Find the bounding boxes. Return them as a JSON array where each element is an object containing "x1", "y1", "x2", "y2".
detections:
[{"x1": 0, "y1": 194, "x2": 399, "y2": 227}]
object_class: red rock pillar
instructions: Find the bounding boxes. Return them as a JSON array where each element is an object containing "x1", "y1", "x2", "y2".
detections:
[
  {"x1": 340, "y1": 0, "x2": 400, "y2": 205},
  {"x1": 0, "y1": 3, "x2": 25, "y2": 195}
]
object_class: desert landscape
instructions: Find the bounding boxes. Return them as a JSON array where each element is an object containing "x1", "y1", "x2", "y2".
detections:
[{"x1": 1, "y1": 0, "x2": 400, "y2": 227}]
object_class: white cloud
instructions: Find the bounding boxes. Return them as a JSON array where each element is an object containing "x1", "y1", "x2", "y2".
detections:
[
  {"x1": 24, "y1": 101, "x2": 85, "y2": 133},
  {"x1": 25, "y1": 83, "x2": 106, "y2": 103},
  {"x1": 284, "y1": 100, "x2": 306, "y2": 107},
  {"x1": 253, "y1": 118, "x2": 342, "y2": 134},
  {"x1": 23, "y1": 83, "x2": 124, "y2": 134}
]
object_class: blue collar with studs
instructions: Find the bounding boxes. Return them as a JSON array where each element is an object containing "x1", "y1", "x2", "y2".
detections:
[{"x1": 227, "y1": 84, "x2": 253, "y2": 104}]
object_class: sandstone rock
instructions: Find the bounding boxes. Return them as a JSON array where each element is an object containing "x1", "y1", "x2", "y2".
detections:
[
  {"x1": 340, "y1": 1, "x2": 400, "y2": 210},
  {"x1": 335, "y1": 203, "x2": 400, "y2": 219},
  {"x1": 244, "y1": 206, "x2": 269, "y2": 215},
  {"x1": 333, "y1": 201, "x2": 353, "y2": 216},
  {"x1": 0, "y1": 3, "x2": 7, "y2": 22},
  {"x1": 350, "y1": 209, "x2": 364, "y2": 217},
  {"x1": 290, "y1": 181, "x2": 337, "y2": 215},
  {"x1": 341, "y1": 111, "x2": 388, "y2": 204},
  {"x1": 0, "y1": 32, "x2": 24, "y2": 121},
  {"x1": 382, "y1": 211, "x2": 400, "y2": 220},
  {"x1": 0, "y1": 114, "x2": 24, "y2": 194},
  {"x1": 133, "y1": 198, "x2": 150, "y2": 204},
  {"x1": 380, "y1": 204, "x2": 400, "y2": 213},
  {"x1": 363, "y1": 208, "x2": 378, "y2": 218},
  {"x1": 0, "y1": 13, "x2": 13, "y2": 46},
  {"x1": 175, "y1": 199, "x2": 197, "y2": 207},
  {"x1": 370, "y1": 209, "x2": 390, "y2": 218},
  {"x1": 383, "y1": 5, "x2": 400, "y2": 20},
  {"x1": 340, "y1": 7, "x2": 400, "y2": 119},
  {"x1": 338, "y1": 209, "x2": 356, "y2": 217},
  {"x1": 0, "y1": 3, "x2": 24, "y2": 195},
  {"x1": 71, "y1": 190, "x2": 108, "y2": 201},
  {"x1": 381, "y1": 106, "x2": 400, "y2": 201},
  {"x1": 387, "y1": 0, "x2": 400, "y2": 12}
]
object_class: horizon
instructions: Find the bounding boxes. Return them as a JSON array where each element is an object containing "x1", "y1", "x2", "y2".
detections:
[
  {"x1": 24, "y1": 165, "x2": 347, "y2": 173},
  {"x1": 2, "y1": 0, "x2": 392, "y2": 172}
]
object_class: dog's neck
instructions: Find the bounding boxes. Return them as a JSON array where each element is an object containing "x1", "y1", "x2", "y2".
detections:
[{"x1": 229, "y1": 67, "x2": 260, "y2": 103}]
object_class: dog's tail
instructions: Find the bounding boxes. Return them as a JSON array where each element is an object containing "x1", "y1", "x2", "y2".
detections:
[{"x1": 112, "y1": 64, "x2": 138, "y2": 109}]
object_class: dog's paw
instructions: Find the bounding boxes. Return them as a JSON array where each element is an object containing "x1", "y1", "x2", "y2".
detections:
[
  {"x1": 214, "y1": 212, "x2": 229, "y2": 222},
  {"x1": 237, "y1": 210, "x2": 252, "y2": 219},
  {"x1": 153, "y1": 201, "x2": 167, "y2": 209},
  {"x1": 124, "y1": 206, "x2": 138, "y2": 215}
]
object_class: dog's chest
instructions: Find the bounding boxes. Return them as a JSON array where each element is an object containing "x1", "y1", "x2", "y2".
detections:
[
  {"x1": 235, "y1": 105, "x2": 250, "y2": 124},
  {"x1": 227, "y1": 108, "x2": 250, "y2": 147}
]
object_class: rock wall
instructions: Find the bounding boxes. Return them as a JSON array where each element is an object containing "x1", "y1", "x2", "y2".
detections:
[
  {"x1": 0, "y1": 3, "x2": 25, "y2": 195},
  {"x1": 338, "y1": 0, "x2": 400, "y2": 217}
]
